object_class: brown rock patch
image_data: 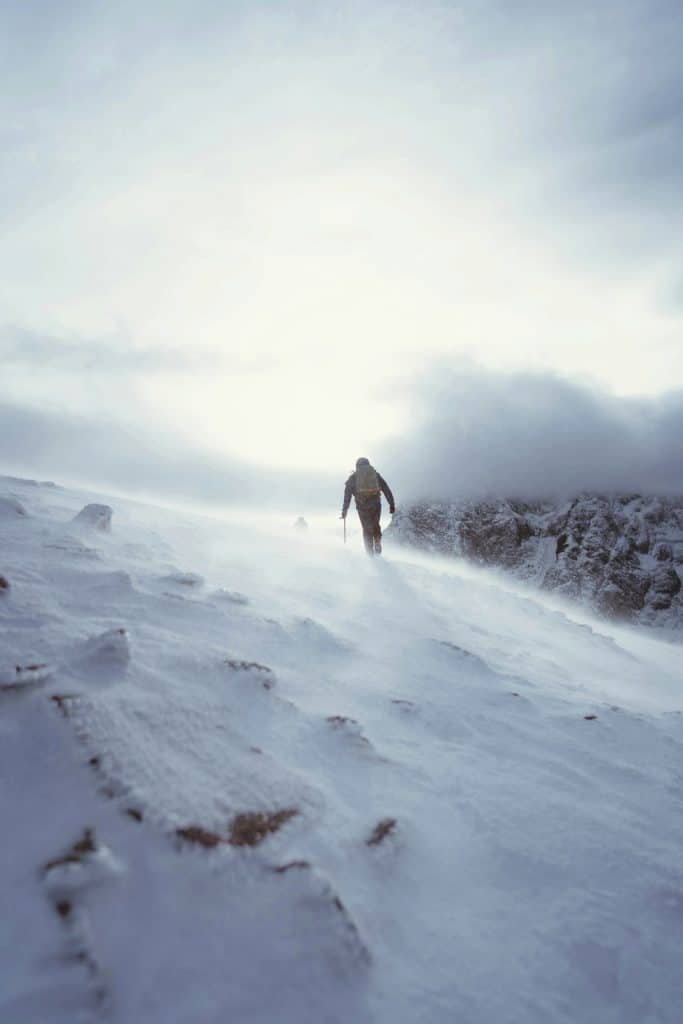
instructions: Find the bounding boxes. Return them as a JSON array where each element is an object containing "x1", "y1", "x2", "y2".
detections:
[
  {"x1": 229, "y1": 809, "x2": 298, "y2": 847},
  {"x1": 43, "y1": 829, "x2": 97, "y2": 874},
  {"x1": 366, "y1": 818, "x2": 397, "y2": 847},
  {"x1": 176, "y1": 826, "x2": 223, "y2": 849}
]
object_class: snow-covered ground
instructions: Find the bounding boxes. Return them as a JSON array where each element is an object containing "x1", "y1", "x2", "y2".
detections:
[{"x1": 1, "y1": 474, "x2": 682, "y2": 1024}]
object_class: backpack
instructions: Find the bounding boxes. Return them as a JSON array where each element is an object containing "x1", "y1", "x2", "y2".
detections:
[{"x1": 356, "y1": 463, "x2": 380, "y2": 498}]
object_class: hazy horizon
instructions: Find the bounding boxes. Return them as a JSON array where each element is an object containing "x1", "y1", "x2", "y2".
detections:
[{"x1": 2, "y1": 0, "x2": 682, "y2": 503}]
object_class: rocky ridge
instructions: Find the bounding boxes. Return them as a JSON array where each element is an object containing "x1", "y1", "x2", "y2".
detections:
[{"x1": 390, "y1": 494, "x2": 683, "y2": 631}]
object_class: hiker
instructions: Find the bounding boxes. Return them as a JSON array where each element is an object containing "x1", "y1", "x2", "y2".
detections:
[{"x1": 341, "y1": 458, "x2": 395, "y2": 556}]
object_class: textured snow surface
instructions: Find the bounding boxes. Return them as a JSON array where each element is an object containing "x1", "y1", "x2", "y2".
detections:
[{"x1": 1, "y1": 475, "x2": 682, "y2": 1024}]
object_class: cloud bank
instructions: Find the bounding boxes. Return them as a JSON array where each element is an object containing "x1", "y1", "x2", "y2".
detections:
[{"x1": 379, "y1": 367, "x2": 683, "y2": 502}]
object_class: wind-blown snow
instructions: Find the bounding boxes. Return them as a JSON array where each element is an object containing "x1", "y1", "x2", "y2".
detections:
[{"x1": 1, "y1": 475, "x2": 682, "y2": 1023}]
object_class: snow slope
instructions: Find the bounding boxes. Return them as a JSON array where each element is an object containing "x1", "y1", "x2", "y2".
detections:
[{"x1": 1, "y1": 474, "x2": 682, "y2": 1024}]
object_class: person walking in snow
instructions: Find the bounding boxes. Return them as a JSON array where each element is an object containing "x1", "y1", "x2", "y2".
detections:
[{"x1": 341, "y1": 458, "x2": 395, "y2": 556}]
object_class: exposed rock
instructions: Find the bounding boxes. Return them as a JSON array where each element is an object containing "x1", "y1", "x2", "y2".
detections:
[
  {"x1": 50, "y1": 693, "x2": 79, "y2": 717},
  {"x1": 176, "y1": 809, "x2": 299, "y2": 850},
  {"x1": 647, "y1": 565, "x2": 681, "y2": 611},
  {"x1": 0, "y1": 662, "x2": 51, "y2": 690},
  {"x1": 390, "y1": 494, "x2": 683, "y2": 631},
  {"x1": 160, "y1": 570, "x2": 204, "y2": 587},
  {"x1": 211, "y1": 588, "x2": 249, "y2": 605},
  {"x1": 176, "y1": 825, "x2": 223, "y2": 849},
  {"x1": 229, "y1": 808, "x2": 298, "y2": 847},
  {"x1": 366, "y1": 818, "x2": 397, "y2": 846},
  {"x1": 273, "y1": 860, "x2": 311, "y2": 874},
  {"x1": 72, "y1": 504, "x2": 112, "y2": 532},
  {"x1": 43, "y1": 829, "x2": 97, "y2": 874}
]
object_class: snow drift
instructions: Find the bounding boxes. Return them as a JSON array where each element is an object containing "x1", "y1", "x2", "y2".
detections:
[{"x1": 1, "y1": 473, "x2": 682, "y2": 1024}]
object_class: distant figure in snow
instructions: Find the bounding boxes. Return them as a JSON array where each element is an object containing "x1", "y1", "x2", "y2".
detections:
[
  {"x1": 341, "y1": 458, "x2": 395, "y2": 556},
  {"x1": 293, "y1": 516, "x2": 308, "y2": 530}
]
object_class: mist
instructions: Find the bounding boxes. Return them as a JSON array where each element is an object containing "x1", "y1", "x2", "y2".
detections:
[
  {"x1": 0, "y1": 399, "x2": 335, "y2": 512},
  {"x1": 379, "y1": 366, "x2": 683, "y2": 502}
]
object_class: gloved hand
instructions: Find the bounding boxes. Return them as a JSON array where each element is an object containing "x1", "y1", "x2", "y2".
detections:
[
  {"x1": 389, "y1": 506, "x2": 395, "y2": 515},
  {"x1": 340, "y1": 511, "x2": 347, "y2": 519}
]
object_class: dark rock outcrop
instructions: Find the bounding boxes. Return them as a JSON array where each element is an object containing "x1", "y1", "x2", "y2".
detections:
[{"x1": 390, "y1": 495, "x2": 683, "y2": 631}]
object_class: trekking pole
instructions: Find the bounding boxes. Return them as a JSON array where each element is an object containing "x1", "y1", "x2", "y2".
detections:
[{"x1": 341, "y1": 513, "x2": 346, "y2": 544}]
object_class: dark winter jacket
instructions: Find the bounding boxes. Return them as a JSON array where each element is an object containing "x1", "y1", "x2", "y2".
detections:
[{"x1": 342, "y1": 465, "x2": 395, "y2": 516}]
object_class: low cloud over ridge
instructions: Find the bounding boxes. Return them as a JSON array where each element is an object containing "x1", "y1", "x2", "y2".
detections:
[{"x1": 379, "y1": 366, "x2": 683, "y2": 502}]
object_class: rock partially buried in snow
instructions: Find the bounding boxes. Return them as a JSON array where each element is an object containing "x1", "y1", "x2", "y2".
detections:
[
  {"x1": 161, "y1": 570, "x2": 204, "y2": 588},
  {"x1": 42, "y1": 828, "x2": 124, "y2": 894},
  {"x1": 0, "y1": 495, "x2": 28, "y2": 517},
  {"x1": 68, "y1": 628, "x2": 131, "y2": 683},
  {"x1": 326, "y1": 715, "x2": 372, "y2": 748},
  {"x1": 175, "y1": 808, "x2": 299, "y2": 849},
  {"x1": 0, "y1": 662, "x2": 52, "y2": 690},
  {"x1": 229, "y1": 808, "x2": 298, "y2": 847},
  {"x1": 211, "y1": 588, "x2": 249, "y2": 606},
  {"x1": 41, "y1": 828, "x2": 123, "y2": 1011},
  {"x1": 224, "y1": 659, "x2": 276, "y2": 689},
  {"x1": 366, "y1": 818, "x2": 397, "y2": 847},
  {"x1": 72, "y1": 503, "x2": 113, "y2": 532}
]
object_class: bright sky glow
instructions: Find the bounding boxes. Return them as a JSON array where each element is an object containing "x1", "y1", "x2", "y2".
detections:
[{"x1": 2, "y1": 0, "x2": 682, "y2": 477}]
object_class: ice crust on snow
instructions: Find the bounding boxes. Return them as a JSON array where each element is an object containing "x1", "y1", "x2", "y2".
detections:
[{"x1": 1, "y1": 473, "x2": 683, "y2": 1024}]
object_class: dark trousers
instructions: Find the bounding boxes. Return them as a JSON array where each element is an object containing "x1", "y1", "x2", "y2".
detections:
[{"x1": 357, "y1": 504, "x2": 382, "y2": 555}]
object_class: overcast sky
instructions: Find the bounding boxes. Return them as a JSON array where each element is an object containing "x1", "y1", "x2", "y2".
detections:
[
  {"x1": 2, "y1": 0, "x2": 682, "y2": 501},
  {"x1": 379, "y1": 364, "x2": 683, "y2": 500}
]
